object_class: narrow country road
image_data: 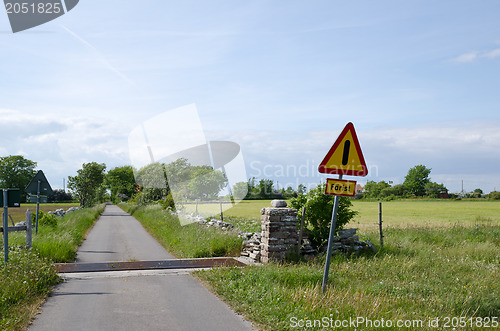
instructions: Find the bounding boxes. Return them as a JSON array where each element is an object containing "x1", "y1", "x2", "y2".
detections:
[{"x1": 29, "y1": 205, "x2": 254, "y2": 331}]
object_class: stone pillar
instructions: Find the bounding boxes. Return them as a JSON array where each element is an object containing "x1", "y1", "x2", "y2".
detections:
[{"x1": 260, "y1": 200, "x2": 298, "y2": 263}]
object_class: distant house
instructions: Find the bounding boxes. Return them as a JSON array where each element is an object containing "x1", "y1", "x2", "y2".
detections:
[
  {"x1": 355, "y1": 184, "x2": 364, "y2": 195},
  {"x1": 439, "y1": 189, "x2": 449, "y2": 199}
]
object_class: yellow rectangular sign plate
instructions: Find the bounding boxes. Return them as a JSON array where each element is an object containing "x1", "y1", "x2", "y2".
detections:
[{"x1": 324, "y1": 178, "x2": 357, "y2": 197}]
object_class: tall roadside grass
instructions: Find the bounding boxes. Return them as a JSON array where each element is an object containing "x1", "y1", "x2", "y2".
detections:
[
  {"x1": 119, "y1": 203, "x2": 243, "y2": 258},
  {"x1": 0, "y1": 249, "x2": 59, "y2": 331},
  {"x1": 1, "y1": 204, "x2": 105, "y2": 330},
  {"x1": 196, "y1": 223, "x2": 500, "y2": 330},
  {"x1": 6, "y1": 204, "x2": 105, "y2": 262}
]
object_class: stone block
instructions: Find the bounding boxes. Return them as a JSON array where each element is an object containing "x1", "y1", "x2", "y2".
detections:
[
  {"x1": 339, "y1": 229, "x2": 357, "y2": 238},
  {"x1": 249, "y1": 252, "x2": 260, "y2": 260},
  {"x1": 268, "y1": 244, "x2": 286, "y2": 252},
  {"x1": 271, "y1": 199, "x2": 287, "y2": 207},
  {"x1": 271, "y1": 232, "x2": 290, "y2": 239},
  {"x1": 282, "y1": 226, "x2": 299, "y2": 233}
]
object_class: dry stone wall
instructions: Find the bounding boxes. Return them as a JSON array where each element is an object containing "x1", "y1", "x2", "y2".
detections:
[{"x1": 241, "y1": 200, "x2": 376, "y2": 263}]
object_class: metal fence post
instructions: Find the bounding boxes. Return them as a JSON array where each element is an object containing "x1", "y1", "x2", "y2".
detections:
[
  {"x1": 379, "y1": 202, "x2": 384, "y2": 248},
  {"x1": 298, "y1": 207, "x2": 306, "y2": 252},
  {"x1": 26, "y1": 209, "x2": 32, "y2": 249},
  {"x1": 3, "y1": 189, "x2": 8, "y2": 263},
  {"x1": 220, "y1": 202, "x2": 223, "y2": 222}
]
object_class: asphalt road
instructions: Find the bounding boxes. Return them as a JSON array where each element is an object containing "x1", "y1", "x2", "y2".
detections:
[{"x1": 29, "y1": 205, "x2": 254, "y2": 331}]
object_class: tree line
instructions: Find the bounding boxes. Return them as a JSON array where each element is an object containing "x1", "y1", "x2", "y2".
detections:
[
  {"x1": 1, "y1": 156, "x2": 499, "y2": 208},
  {"x1": 362, "y1": 165, "x2": 446, "y2": 200},
  {"x1": 68, "y1": 159, "x2": 229, "y2": 208},
  {"x1": 361, "y1": 165, "x2": 492, "y2": 200},
  {"x1": 0, "y1": 155, "x2": 229, "y2": 208}
]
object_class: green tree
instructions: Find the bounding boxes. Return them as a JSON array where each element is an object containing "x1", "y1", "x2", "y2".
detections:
[
  {"x1": 246, "y1": 177, "x2": 258, "y2": 198},
  {"x1": 472, "y1": 188, "x2": 483, "y2": 198},
  {"x1": 68, "y1": 162, "x2": 106, "y2": 207},
  {"x1": 283, "y1": 186, "x2": 296, "y2": 199},
  {"x1": 232, "y1": 181, "x2": 249, "y2": 200},
  {"x1": 257, "y1": 179, "x2": 274, "y2": 199},
  {"x1": 134, "y1": 162, "x2": 169, "y2": 202},
  {"x1": 404, "y1": 165, "x2": 431, "y2": 196},
  {"x1": 105, "y1": 165, "x2": 137, "y2": 202},
  {"x1": 0, "y1": 155, "x2": 37, "y2": 202},
  {"x1": 297, "y1": 184, "x2": 307, "y2": 195},
  {"x1": 364, "y1": 180, "x2": 391, "y2": 199},
  {"x1": 290, "y1": 184, "x2": 358, "y2": 249},
  {"x1": 48, "y1": 189, "x2": 73, "y2": 202},
  {"x1": 164, "y1": 158, "x2": 195, "y2": 184},
  {"x1": 185, "y1": 166, "x2": 227, "y2": 200},
  {"x1": 380, "y1": 184, "x2": 407, "y2": 198},
  {"x1": 488, "y1": 191, "x2": 500, "y2": 200},
  {"x1": 134, "y1": 159, "x2": 228, "y2": 203},
  {"x1": 424, "y1": 182, "x2": 447, "y2": 198}
]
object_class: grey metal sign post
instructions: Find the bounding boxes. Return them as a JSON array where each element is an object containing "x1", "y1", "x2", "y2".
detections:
[
  {"x1": 318, "y1": 123, "x2": 368, "y2": 293},
  {"x1": 321, "y1": 175, "x2": 342, "y2": 293},
  {"x1": 36, "y1": 180, "x2": 40, "y2": 235},
  {"x1": 26, "y1": 170, "x2": 53, "y2": 235}
]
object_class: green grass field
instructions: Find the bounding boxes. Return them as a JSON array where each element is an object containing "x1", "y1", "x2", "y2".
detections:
[
  {"x1": 2, "y1": 203, "x2": 79, "y2": 224},
  {"x1": 192, "y1": 199, "x2": 499, "y2": 330},
  {"x1": 191, "y1": 199, "x2": 500, "y2": 234},
  {"x1": 351, "y1": 199, "x2": 500, "y2": 231}
]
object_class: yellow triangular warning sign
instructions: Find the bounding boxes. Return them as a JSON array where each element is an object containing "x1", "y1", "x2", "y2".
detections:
[{"x1": 318, "y1": 122, "x2": 368, "y2": 176}]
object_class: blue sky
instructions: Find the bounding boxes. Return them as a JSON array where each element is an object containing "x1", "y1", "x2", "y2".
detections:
[{"x1": 1, "y1": 0, "x2": 499, "y2": 193}]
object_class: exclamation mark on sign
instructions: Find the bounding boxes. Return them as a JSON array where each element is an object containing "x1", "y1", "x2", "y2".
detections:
[{"x1": 342, "y1": 140, "x2": 350, "y2": 165}]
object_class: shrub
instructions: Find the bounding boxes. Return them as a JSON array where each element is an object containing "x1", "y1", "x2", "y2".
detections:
[
  {"x1": 290, "y1": 183, "x2": 357, "y2": 249},
  {"x1": 31, "y1": 211, "x2": 58, "y2": 228},
  {"x1": 159, "y1": 192, "x2": 176, "y2": 211},
  {"x1": 40, "y1": 213, "x2": 58, "y2": 228}
]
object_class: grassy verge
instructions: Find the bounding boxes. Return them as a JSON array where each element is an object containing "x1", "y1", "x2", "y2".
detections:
[
  {"x1": 119, "y1": 203, "x2": 243, "y2": 258},
  {"x1": 0, "y1": 204, "x2": 105, "y2": 330},
  {"x1": 6, "y1": 204, "x2": 105, "y2": 262},
  {"x1": 0, "y1": 249, "x2": 59, "y2": 331},
  {"x1": 195, "y1": 223, "x2": 500, "y2": 330}
]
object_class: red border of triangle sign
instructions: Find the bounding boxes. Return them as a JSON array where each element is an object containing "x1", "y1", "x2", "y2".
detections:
[{"x1": 318, "y1": 122, "x2": 368, "y2": 177}]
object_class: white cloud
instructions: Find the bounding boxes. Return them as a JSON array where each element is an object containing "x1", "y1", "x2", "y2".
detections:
[
  {"x1": 483, "y1": 48, "x2": 500, "y2": 59},
  {"x1": 451, "y1": 51, "x2": 479, "y2": 63},
  {"x1": 0, "y1": 109, "x2": 132, "y2": 189},
  {"x1": 451, "y1": 47, "x2": 500, "y2": 63}
]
